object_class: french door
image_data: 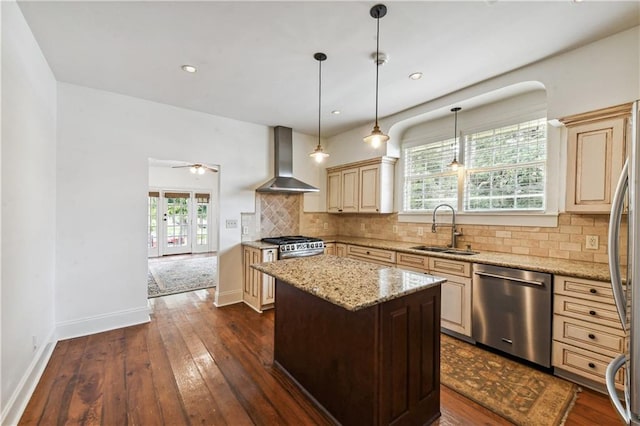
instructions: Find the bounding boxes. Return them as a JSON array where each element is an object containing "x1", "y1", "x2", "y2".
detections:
[
  {"x1": 147, "y1": 190, "x2": 212, "y2": 257},
  {"x1": 163, "y1": 192, "x2": 191, "y2": 255}
]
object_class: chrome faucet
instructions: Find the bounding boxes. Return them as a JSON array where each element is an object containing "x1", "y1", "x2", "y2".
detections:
[{"x1": 432, "y1": 203, "x2": 462, "y2": 248}]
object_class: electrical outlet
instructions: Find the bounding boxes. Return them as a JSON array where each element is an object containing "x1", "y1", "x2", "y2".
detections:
[
  {"x1": 360, "y1": 223, "x2": 366, "y2": 231},
  {"x1": 242, "y1": 226, "x2": 249, "y2": 235},
  {"x1": 225, "y1": 219, "x2": 238, "y2": 229},
  {"x1": 392, "y1": 225, "x2": 398, "y2": 234},
  {"x1": 585, "y1": 235, "x2": 599, "y2": 250},
  {"x1": 323, "y1": 222, "x2": 329, "y2": 230},
  {"x1": 417, "y1": 227, "x2": 424, "y2": 236}
]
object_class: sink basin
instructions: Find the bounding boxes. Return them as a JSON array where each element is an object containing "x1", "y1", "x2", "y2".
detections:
[
  {"x1": 411, "y1": 246, "x2": 478, "y2": 256},
  {"x1": 411, "y1": 245, "x2": 449, "y2": 252}
]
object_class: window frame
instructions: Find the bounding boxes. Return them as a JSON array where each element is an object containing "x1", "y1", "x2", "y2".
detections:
[{"x1": 399, "y1": 108, "x2": 559, "y2": 227}]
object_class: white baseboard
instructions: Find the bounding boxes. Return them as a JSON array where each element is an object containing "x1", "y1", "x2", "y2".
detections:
[
  {"x1": 1, "y1": 328, "x2": 57, "y2": 426},
  {"x1": 56, "y1": 305, "x2": 150, "y2": 341},
  {"x1": 214, "y1": 288, "x2": 243, "y2": 307}
]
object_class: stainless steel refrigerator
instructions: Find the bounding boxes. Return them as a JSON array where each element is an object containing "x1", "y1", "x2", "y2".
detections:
[{"x1": 607, "y1": 100, "x2": 640, "y2": 425}]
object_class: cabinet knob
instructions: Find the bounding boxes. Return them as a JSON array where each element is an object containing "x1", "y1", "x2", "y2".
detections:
[
  {"x1": 338, "y1": 209, "x2": 343, "y2": 212},
  {"x1": 366, "y1": 251, "x2": 370, "y2": 255},
  {"x1": 589, "y1": 288, "x2": 597, "y2": 294},
  {"x1": 588, "y1": 362, "x2": 596, "y2": 369},
  {"x1": 589, "y1": 310, "x2": 597, "y2": 316},
  {"x1": 588, "y1": 333, "x2": 596, "y2": 340}
]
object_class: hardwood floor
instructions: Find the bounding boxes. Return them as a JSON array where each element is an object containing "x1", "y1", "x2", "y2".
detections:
[{"x1": 20, "y1": 288, "x2": 621, "y2": 425}]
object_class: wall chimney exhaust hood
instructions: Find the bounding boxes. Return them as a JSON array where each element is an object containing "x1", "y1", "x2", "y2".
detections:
[{"x1": 256, "y1": 126, "x2": 319, "y2": 193}]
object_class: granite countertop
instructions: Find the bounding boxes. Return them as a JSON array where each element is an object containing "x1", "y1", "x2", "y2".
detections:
[
  {"x1": 252, "y1": 255, "x2": 446, "y2": 312},
  {"x1": 242, "y1": 240, "x2": 278, "y2": 250},
  {"x1": 321, "y1": 236, "x2": 615, "y2": 282}
]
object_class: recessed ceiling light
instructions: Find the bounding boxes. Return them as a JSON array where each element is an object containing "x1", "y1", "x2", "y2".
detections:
[
  {"x1": 409, "y1": 72, "x2": 423, "y2": 80},
  {"x1": 331, "y1": 110, "x2": 341, "y2": 115},
  {"x1": 181, "y1": 64, "x2": 197, "y2": 73}
]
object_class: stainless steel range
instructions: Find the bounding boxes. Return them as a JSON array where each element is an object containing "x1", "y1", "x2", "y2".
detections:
[{"x1": 261, "y1": 235, "x2": 325, "y2": 259}]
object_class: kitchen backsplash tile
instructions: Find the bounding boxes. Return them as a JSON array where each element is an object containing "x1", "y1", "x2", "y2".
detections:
[
  {"x1": 299, "y1": 212, "x2": 626, "y2": 265},
  {"x1": 259, "y1": 193, "x2": 300, "y2": 238}
]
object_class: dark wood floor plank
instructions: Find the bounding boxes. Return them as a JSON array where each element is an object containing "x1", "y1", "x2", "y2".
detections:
[
  {"x1": 145, "y1": 306, "x2": 191, "y2": 425},
  {"x1": 101, "y1": 329, "x2": 128, "y2": 426},
  {"x1": 154, "y1": 301, "x2": 229, "y2": 425},
  {"x1": 123, "y1": 324, "x2": 164, "y2": 425},
  {"x1": 20, "y1": 287, "x2": 621, "y2": 426},
  {"x1": 18, "y1": 340, "x2": 71, "y2": 425},
  {"x1": 169, "y1": 304, "x2": 254, "y2": 425}
]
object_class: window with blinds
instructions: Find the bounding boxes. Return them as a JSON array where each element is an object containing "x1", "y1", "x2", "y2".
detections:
[
  {"x1": 464, "y1": 118, "x2": 546, "y2": 211},
  {"x1": 403, "y1": 138, "x2": 459, "y2": 211},
  {"x1": 403, "y1": 117, "x2": 547, "y2": 213}
]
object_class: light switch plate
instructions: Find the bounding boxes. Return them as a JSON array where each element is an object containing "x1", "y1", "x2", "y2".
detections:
[
  {"x1": 585, "y1": 235, "x2": 599, "y2": 250},
  {"x1": 417, "y1": 227, "x2": 424, "y2": 236},
  {"x1": 226, "y1": 219, "x2": 238, "y2": 229}
]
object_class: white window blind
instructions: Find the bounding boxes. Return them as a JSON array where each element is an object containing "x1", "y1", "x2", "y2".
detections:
[
  {"x1": 403, "y1": 138, "x2": 459, "y2": 211},
  {"x1": 464, "y1": 118, "x2": 546, "y2": 211}
]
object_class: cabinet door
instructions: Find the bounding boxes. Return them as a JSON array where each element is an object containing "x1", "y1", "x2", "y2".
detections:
[
  {"x1": 341, "y1": 168, "x2": 359, "y2": 213},
  {"x1": 566, "y1": 116, "x2": 626, "y2": 212},
  {"x1": 327, "y1": 171, "x2": 342, "y2": 213},
  {"x1": 243, "y1": 247, "x2": 261, "y2": 309},
  {"x1": 336, "y1": 243, "x2": 347, "y2": 257},
  {"x1": 261, "y1": 249, "x2": 277, "y2": 305},
  {"x1": 359, "y1": 164, "x2": 380, "y2": 213},
  {"x1": 324, "y1": 243, "x2": 336, "y2": 255},
  {"x1": 439, "y1": 273, "x2": 472, "y2": 336}
]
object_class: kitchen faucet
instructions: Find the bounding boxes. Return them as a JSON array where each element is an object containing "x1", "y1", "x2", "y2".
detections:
[{"x1": 432, "y1": 203, "x2": 462, "y2": 248}]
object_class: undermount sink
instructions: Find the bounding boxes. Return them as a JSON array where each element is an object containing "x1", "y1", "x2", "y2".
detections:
[{"x1": 411, "y1": 245, "x2": 479, "y2": 256}]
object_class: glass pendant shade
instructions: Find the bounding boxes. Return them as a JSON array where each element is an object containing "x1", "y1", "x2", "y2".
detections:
[
  {"x1": 309, "y1": 52, "x2": 329, "y2": 163},
  {"x1": 363, "y1": 125, "x2": 390, "y2": 148},
  {"x1": 310, "y1": 144, "x2": 330, "y2": 163}
]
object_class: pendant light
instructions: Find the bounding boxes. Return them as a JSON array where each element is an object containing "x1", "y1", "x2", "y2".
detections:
[
  {"x1": 310, "y1": 52, "x2": 330, "y2": 163},
  {"x1": 363, "y1": 4, "x2": 390, "y2": 149},
  {"x1": 449, "y1": 107, "x2": 463, "y2": 171}
]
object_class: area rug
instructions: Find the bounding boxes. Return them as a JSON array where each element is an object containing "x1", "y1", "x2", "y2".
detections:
[
  {"x1": 440, "y1": 334, "x2": 579, "y2": 426},
  {"x1": 148, "y1": 257, "x2": 217, "y2": 298}
]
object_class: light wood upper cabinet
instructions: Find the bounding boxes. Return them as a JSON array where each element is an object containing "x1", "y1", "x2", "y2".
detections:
[
  {"x1": 326, "y1": 157, "x2": 396, "y2": 214},
  {"x1": 562, "y1": 103, "x2": 631, "y2": 213}
]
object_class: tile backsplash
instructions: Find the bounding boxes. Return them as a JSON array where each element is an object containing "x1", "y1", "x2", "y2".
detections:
[{"x1": 300, "y1": 212, "x2": 625, "y2": 265}]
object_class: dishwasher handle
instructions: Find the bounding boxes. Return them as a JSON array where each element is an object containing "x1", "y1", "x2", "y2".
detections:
[{"x1": 474, "y1": 271, "x2": 544, "y2": 287}]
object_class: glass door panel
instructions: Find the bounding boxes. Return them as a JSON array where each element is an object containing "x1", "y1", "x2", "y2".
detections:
[
  {"x1": 148, "y1": 192, "x2": 160, "y2": 257},
  {"x1": 194, "y1": 192, "x2": 210, "y2": 253},
  {"x1": 163, "y1": 192, "x2": 191, "y2": 255}
]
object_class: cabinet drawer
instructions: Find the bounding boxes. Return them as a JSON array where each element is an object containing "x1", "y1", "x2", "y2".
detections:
[
  {"x1": 554, "y1": 276, "x2": 615, "y2": 305},
  {"x1": 552, "y1": 341, "x2": 624, "y2": 388},
  {"x1": 396, "y1": 252, "x2": 428, "y2": 271},
  {"x1": 347, "y1": 245, "x2": 396, "y2": 265},
  {"x1": 553, "y1": 315, "x2": 625, "y2": 357},
  {"x1": 429, "y1": 258, "x2": 470, "y2": 277},
  {"x1": 554, "y1": 295, "x2": 623, "y2": 330}
]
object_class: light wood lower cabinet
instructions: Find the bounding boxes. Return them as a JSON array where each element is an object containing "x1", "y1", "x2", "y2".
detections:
[
  {"x1": 346, "y1": 244, "x2": 396, "y2": 266},
  {"x1": 242, "y1": 246, "x2": 277, "y2": 313},
  {"x1": 324, "y1": 242, "x2": 347, "y2": 257},
  {"x1": 552, "y1": 275, "x2": 626, "y2": 390},
  {"x1": 396, "y1": 251, "x2": 472, "y2": 337}
]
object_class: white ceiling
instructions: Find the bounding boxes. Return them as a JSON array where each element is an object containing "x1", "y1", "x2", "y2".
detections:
[{"x1": 17, "y1": 1, "x2": 640, "y2": 137}]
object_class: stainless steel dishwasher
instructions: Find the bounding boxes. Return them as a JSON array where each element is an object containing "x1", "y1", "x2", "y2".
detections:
[{"x1": 472, "y1": 264, "x2": 552, "y2": 367}]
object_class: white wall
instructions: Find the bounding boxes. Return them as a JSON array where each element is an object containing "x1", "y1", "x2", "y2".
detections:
[
  {"x1": 55, "y1": 83, "x2": 324, "y2": 336},
  {"x1": 324, "y1": 26, "x2": 640, "y2": 213},
  {"x1": 1, "y1": 1, "x2": 58, "y2": 423}
]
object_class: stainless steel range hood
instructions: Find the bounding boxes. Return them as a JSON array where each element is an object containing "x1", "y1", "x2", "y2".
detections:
[{"x1": 256, "y1": 126, "x2": 319, "y2": 193}]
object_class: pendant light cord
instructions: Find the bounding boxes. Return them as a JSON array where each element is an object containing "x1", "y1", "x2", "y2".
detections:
[
  {"x1": 318, "y1": 57, "x2": 322, "y2": 145},
  {"x1": 453, "y1": 109, "x2": 457, "y2": 160},
  {"x1": 374, "y1": 14, "x2": 380, "y2": 127}
]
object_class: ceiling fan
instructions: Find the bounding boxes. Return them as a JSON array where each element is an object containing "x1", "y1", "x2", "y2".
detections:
[{"x1": 171, "y1": 163, "x2": 218, "y2": 174}]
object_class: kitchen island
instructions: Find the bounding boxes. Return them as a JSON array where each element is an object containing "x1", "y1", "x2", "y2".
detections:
[{"x1": 252, "y1": 255, "x2": 446, "y2": 426}]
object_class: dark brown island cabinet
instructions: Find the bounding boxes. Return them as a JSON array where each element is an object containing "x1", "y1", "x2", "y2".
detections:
[{"x1": 253, "y1": 255, "x2": 444, "y2": 426}]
